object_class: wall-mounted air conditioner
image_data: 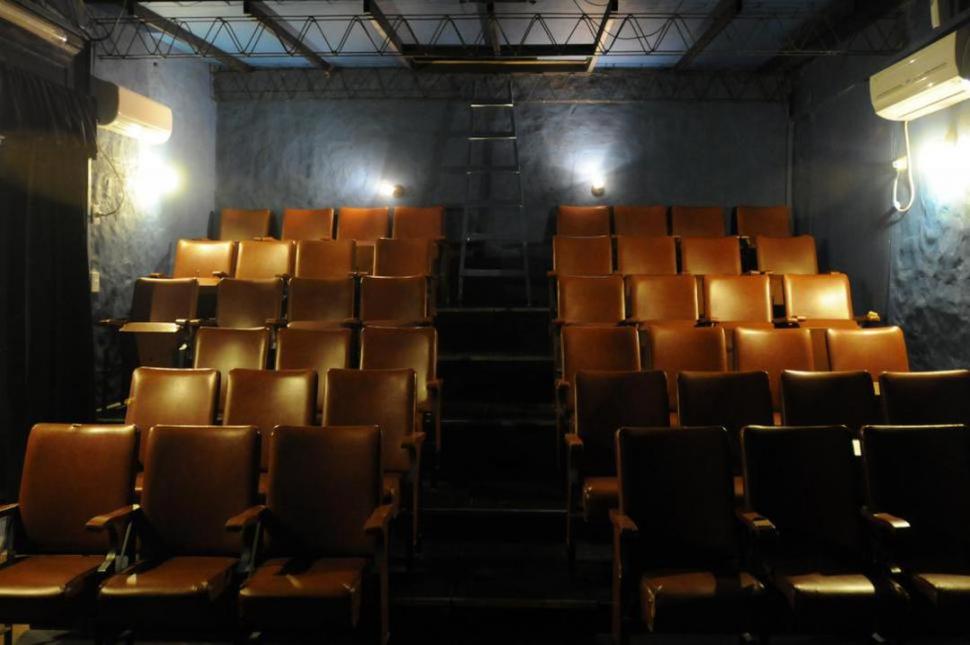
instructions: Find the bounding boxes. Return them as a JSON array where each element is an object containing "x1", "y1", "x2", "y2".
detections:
[
  {"x1": 92, "y1": 78, "x2": 173, "y2": 145},
  {"x1": 871, "y1": 27, "x2": 970, "y2": 121}
]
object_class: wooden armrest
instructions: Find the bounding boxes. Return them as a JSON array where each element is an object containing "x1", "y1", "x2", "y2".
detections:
[
  {"x1": 0, "y1": 504, "x2": 18, "y2": 520},
  {"x1": 610, "y1": 510, "x2": 639, "y2": 535},
  {"x1": 98, "y1": 318, "x2": 127, "y2": 328},
  {"x1": 274, "y1": 273, "x2": 291, "y2": 280},
  {"x1": 555, "y1": 379, "x2": 570, "y2": 392},
  {"x1": 401, "y1": 432, "x2": 427, "y2": 449},
  {"x1": 212, "y1": 271, "x2": 229, "y2": 278},
  {"x1": 564, "y1": 433, "x2": 584, "y2": 451},
  {"x1": 87, "y1": 505, "x2": 139, "y2": 534},
  {"x1": 857, "y1": 311, "x2": 882, "y2": 324},
  {"x1": 148, "y1": 272, "x2": 164, "y2": 278},
  {"x1": 363, "y1": 504, "x2": 395, "y2": 536},
  {"x1": 862, "y1": 508, "x2": 911, "y2": 538},
  {"x1": 226, "y1": 505, "x2": 267, "y2": 532},
  {"x1": 265, "y1": 318, "x2": 287, "y2": 328},
  {"x1": 736, "y1": 509, "x2": 778, "y2": 539},
  {"x1": 175, "y1": 318, "x2": 203, "y2": 328},
  {"x1": 427, "y1": 379, "x2": 442, "y2": 393}
]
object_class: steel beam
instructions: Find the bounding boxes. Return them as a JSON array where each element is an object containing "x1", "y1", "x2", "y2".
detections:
[
  {"x1": 243, "y1": 0, "x2": 331, "y2": 70},
  {"x1": 363, "y1": 0, "x2": 411, "y2": 68},
  {"x1": 128, "y1": 2, "x2": 251, "y2": 72},
  {"x1": 587, "y1": 0, "x2": 618, "y2": 72},
  {"x1": 674, "y1": 0, "x2": 741, "y2": 70}
]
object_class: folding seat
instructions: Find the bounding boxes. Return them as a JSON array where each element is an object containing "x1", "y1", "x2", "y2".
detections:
[
  {"x1": 294, "y1": 239, "x2": 357, "y2": 279},
  {"x1": 219, "y1": 207, "x2": 272, "y2": 241},
  {"x1": 336, "y1": 206, "x2": 390, "y2": 274},
  {"x1": 736, "y1": 205, "x2": 792, "y2": 238},
  {"x1": 0, "y1": 424, "x2": 136, "y2": 632},
  {"x1": 94, "y1": 425, "x2": 259, "y2": 636},
  {"x1": 287, "y1": 277, "x2": 357, "y2": 329},
  {"x1": 734, "y1": 327, "x2": 814, "y2": 414},
  {"x1": 861, "y1": 424, "x2": 970, "y2": 633},
  {"x1": 680, "y1": 236, "x2": 742, "y2": 275},
  {"x1": 324, "y1": 368, "x2": 424, "y2": 548},
  {"x1": 234, "y1": 426, "x2": 394, "y2": 642},
  {"x1": 670, "y1": 205, "x2": 725, "y2": 237},
  {"x1": 612, "y1": 205, "x2": 668, "y2": 237},
  {"x1": 879, "y1": 370, "x2": 970, "y2": 425},
  {"x1": 224, "y1": 368, "x2": 316, "y2": 498},
  {"x1": 373, "y1": 237, "x2": 433, "y2": 277},
  {"x1": 554, "y1": 274, "x2": 625, "y2": 326},
  {"x1": 703, "y1": 274, "x2": 773, "y2": 329},
  {"x1": 783, "y1": 273, "x2": 860, "y2": 368},
  {"x1": 612, "y1": 427, "x2": 764, "y2": 641},
  {"x1": 827, "y1": 327, "x2": 909, "y2": 391},
  {"x1": 550, "y1": 235, "x2": 613, "y2": 276},
  {"x1": 167, "y1": 239, "x2": 236, "y2": 288},
  {"x1": 644, "y1": 324, "x2": 728, "y2": 419},
  {"x1": 626, "y1": 275, "x2": 699, "y2": 327},
  {"x1": 756, "y1": 235, "x2": 818, "y2": 304},
  {"x1": 214, "y1": 278, "x2": 284, "y2": 329},
  {"x1": 360, "y1": 326, "x2": 442, "y2": 454},
  {"x1": 557, "y1": 204, "x2": 611, "y2": 236},
  {"x1": 275, "y1": 327, "x2": 352, "y2": 417},
  {"x1": 193, "y1": 327, "x2": 270, "y2": 411},
  {"x1": 392, "y1": 205, "x2": 445, "y2": 241},
  {"x1": 565, "y1": 371, "x2": 668, "y2": 553},
  {"x1": 740, "y1": 425, "x2": 906, "y2": 636},
  {"x1": 359, "y1": 275, "x2": 431, "y2": 326},
  {"x1": 781, "y1": 370, "x2": 879, "y2": 429},
  {"x1": 234, "y1": 239, "x2": 295, "y2": 280},
  {"x1": 615, "y1": 236, "x2": 677, "y2": 276},
  {"x1": 281, "y1": 207, "x2": 335, "y2": 241}
]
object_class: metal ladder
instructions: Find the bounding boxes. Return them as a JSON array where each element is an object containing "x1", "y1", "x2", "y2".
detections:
[{"x1": 457, "y1": 79, "x2": 532, "y2": 306}]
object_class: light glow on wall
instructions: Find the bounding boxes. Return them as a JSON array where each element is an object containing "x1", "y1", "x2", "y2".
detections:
[
  {"x1": 129, "y1": 148, "x2": 180, "y2": 209},
  {"x1": 918, "y1": 126, "x2": 970, "y2": 203}
]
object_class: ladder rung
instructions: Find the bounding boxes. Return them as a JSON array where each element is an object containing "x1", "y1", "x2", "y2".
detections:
[
  {"x1": 459, "y1": 268, "x2": 528, "y2": 278},
  {"x1": 470, "y1": 102, "x2": 514, "y2": 108},
  {"x1": 467, "y1": 133, "x2": 516, "y2": 141}
]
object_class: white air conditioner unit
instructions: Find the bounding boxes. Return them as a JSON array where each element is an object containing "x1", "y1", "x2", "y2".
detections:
[
  {"x1": 93, "y1": 78, "x2": 173, "y2": 145},
  {"x1": 871, "y1": 28, "x2": 970, "y2": 121}
]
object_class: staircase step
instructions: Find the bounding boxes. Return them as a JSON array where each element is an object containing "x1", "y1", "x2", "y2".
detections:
[{"x1": 436, "y1": 308, "x2": 550, "y2": 354}]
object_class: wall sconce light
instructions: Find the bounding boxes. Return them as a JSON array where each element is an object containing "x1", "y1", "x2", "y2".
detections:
[
  {"x1": 379, "y1": 181, "x2": 405, "y2": 199},
  {"x1": 590, "y1": 175, "x2": 606, "y2": 197}
]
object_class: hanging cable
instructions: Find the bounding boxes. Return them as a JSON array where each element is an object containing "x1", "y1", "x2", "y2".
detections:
[{"x1": 893, "y1": 119, "x2": 916, "y2": 213}]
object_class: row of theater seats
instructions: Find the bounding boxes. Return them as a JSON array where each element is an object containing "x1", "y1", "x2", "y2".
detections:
[
  {"x1": 557, "y1": 204, "x2": 792, "y2": 238},
  {"x1": 217, "y1": 205, "x2": 444, "y2": 243}
]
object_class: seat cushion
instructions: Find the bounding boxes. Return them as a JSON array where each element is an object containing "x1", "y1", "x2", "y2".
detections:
[
  {"x1": 239, "y1": 557, "x2": 368, "y2": 631},
  {"x1": 773, "y1": 570, "x2": 879, "y2": 631},
  {"x1": 640, "y1": 570, "x2": 763, "y2": 632},
  {"x1": 581, "y1": 476, "x2": 618, "y2": 521},
  {"x1": 0, "y1": 555, "x2": 104, "y2": 625},
  {"x1": 911, "y1": 571, "x2": 970, "y2": 618}
]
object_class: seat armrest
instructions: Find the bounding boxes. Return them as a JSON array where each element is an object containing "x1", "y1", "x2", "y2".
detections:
[
  {"x1": 274, "y1": 273, "x2": 291, "y2": 280},
  {"x1": 564, "y1": 433, "x2": 584, "y2": 470},
  {"x1": 212, "y1": 271, "x2": 229, "y2": 278},
  {"x1": 87, "y1": 504, "x2": 140, "y2": 569},
  {"x1": 175, "y1": 318, "x2": 203, "y2": 328},
  {"x1": 427, "y1": 379, "x2": 442, "y2": 393},
  {"x1": 555, "y1": 378, "x2": 570, "y2": 393},
  {"x1": 736, "y1": 509, "x2": 778, "y2": 540},
  {"x1": 547, "y1": 270, "x2": 558, "y2": 278},
  {"x1": 610, "y1": 509, "x2": 639, "y2": 536},
  {"x1": 226, "y1": 505, "x2": 267, "y2": 532},
  {"x1": 87, "y1": 504, "x2": 139, "y2": 533},
  {"x1": 863, "y1": 508, "x2": 911, "y2": 539},
  {"x1": 265, "y1": 318, "x2": 287, "y2": 329},
  {"x1": 773, "y1": 317, "x2": 799, "y2": 328},
  {"x1": 402, "y1": 432, "x2": 427, "y2": 450},
  {"x1": 99, "y1": 318, "x2": 127, "y2": 328},
  {"x1": 0, "y1": 504, "x2": 18, "y2": 520},
  {"x1": 148, "y1": 272, "x2": 164, "y2": 278},
  {"x1": 857, "y1": 311, "x2": 882, "y2": 326},
  {"x1": 363, "y1": 504, "x2": 395, "y2": 537}
]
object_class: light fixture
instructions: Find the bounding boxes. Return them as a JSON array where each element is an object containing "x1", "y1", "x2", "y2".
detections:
[
  {"x1": 379, "y1": 181, "x2": 405, "y2": 199},
  {"x1": 130, "y1": 149, "x2": 180, "y2": 209},
  {"x1": 0, "y1": 0, "x2": 81, "y2": 54},
  {"x1": 590, "y1": 175, "x2": 606, "y2": 197}
]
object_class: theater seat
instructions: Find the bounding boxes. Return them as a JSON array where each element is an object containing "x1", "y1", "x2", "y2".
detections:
[
  {"x1": 392, "y1": 206, "x2": 444, "y2": 241},
  {"x1": 826, "y1": 327, "x2": 909, "y2": 392},
  {"x1": 783, "y1": 273, "x2": 860, "y2": 368},
  {"x1": 671, "y1": 206, "x2": 725, "y2": 237},
  {"x1": 703, "y1": 274, "x2": 773, "y2": 330},
  {"x1": 234, "y1": 240, "x2": 295, "y2": 280},
  {"x1": 557, "y1": 205, "x2": 611, "y2": 237},
  {"x1": 555, "y1": 274, "x2": 626, "y2": 326},
  {"x1": 281, "y1": 208, "x2": 335, "y2": 241},
  {"x1": 755, "y1": 235, "x2": 818, "y2": 305},
  {"x1": 626, "y1": 275, "x2": 699, "y2": 327},
  {"x1": 219, "y1": 208, "x2": 272, "y2": 241},
  {"x1": 294, "y1": 240, "x2": 356, "y2": 279},
  {"x1": 612, "y1": 205, "x2": 668, "y2": 237},
  {"x1": 374, "y1": 238, "x2": 434, "y2": 277},
  {"x1": 736, "y1": 205, "x2": 791, "y2": 238},
  {"x1": 359, "y1": 275, "x2": 431, "y2": 327},
  {"x1": 551, "y1": 235, "x2": 613, "y2": 277},
  {"x1": 193, "y1": 327, "x2": 270, "y2": 412},
  {"x1": 169, "y1": 239, "x2": 236, "y2": 288},
  {"x1": 879, "y1": 370, "x2": 970, "y2": 424},
  {"x1": 615, "y1": 236, "x2": 677, "y2": 276},
  {"x1": 734, "y1": 328, "x2": 814, "y2": 413},
  {"x1": 780, "y1": 370, "x2": 879, "y2": 430},
  {"x1": 680, "y1": 237, "x2": 741, "y2": 276},
  {"x1": 287, "y1": 277, "x2": 357, "y2": 328},
  {"x1": 215, "y1": 278, "x2": 284, "y2": 329},
  {"x1": 644, "y1": 325, "x2": 728, "y2": 417},
  {"x1": 276, "y1": 327, "x2": 352, "y2": 417},
  {"x1": 336, "y1": 207, "x2": 390, "y2": 274}
]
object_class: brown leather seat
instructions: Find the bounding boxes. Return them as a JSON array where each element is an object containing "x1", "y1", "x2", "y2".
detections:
[
  {"x1": 287, "y1": 277, "x2": 357, "y2": 328},
  {"x1": 234, "y1": 240, "x2": 295, "y2": 280},
  {"x1": 557, "y1": 326, "x2": 640, "y2": 422},
  {"x1": 736, "y1": 205, "x2": 791, "y2": 238},
  {"x1": 671, "y1": 206, "x2": 725, "y2": 237},
  {"x1": 782, "y1": 273, "x2": 859, "y2": 368},
  {"x1": 360, "y1": 326, "x2": 441, "y2": 454},
  {"x1": 374, "y1": 238, "x2": 433, "y2": 277},
  {"x1": 879, "y1": 370, "x2": 970, "y2": 424},
  {"x1": 626, "y1": 275, "x2": 699, "y2": 327},
  {"x1": 780, "y1": 370, "x2": 879, "y2": 429},
  {"x1": 615, "y1": 236, "x2": 677, "y2": 276},
  {"x1": 612, "y1": 427, "x2": 763, "y2": 640},
  {"x1": 224, "y1": 369, "x2": 317, "y2": 498},
  {"x1": 827, "y1": 327, "x2": 909, "y2": 392},
  {"x1": 96, "y1": 425, "x2": 259, "y2": 632},
  {"x1": 324, "y1": 368, "x2": 424, "y2": 547},
  {"x1": 756, "y1": 235, "x2": 818, "y2": 304},
  {"x1": 392, "y1": 206, "x2": 444, "y2": 240},
  {"x1": 680, "y1": 237, "x2": 742, "y2": 275},
  {"x1": 276, "y1": 327, "x2": 352, "y2": 417},
  {"x1": 734, "y1": 328, "x2": 814, "y2": 412},
  {"x1": 215, "y1": 278, "x2": 284, "y2": 328},
  {"x1": 565, "y1": 371, "x2": 668, "y2": 550},
  {"x1": 236, "y1": 425, "x2": 394, "y2": 641},
  {"x1": 294, "y1": 240, "x2": 356, "y2": 278},
  {"x1": 281, "y1": 208, "x2": 335, "y2": 241},
  {"x1": 613, "y1": 205, "x2": 668, "y2": 237},
  {"x1": 557, "y1": 205, "x2": 611, "y2": 236},
  {"x1": 336, "y1": 207, "x2": 390, "y2": 274},
  {"x1": 359, "y1": 275, "x2": 431, "y2": 326},
  {"x1": 704, "y1": 275, "x2": 773, "y2": 328},
  {"x1": 108, "y1": 277, "x2": 198, "y2": 369},
  {"x1": 193, "y1": 327, "x2": 270, "y2": 412},
  {"x1": 644, "y1": 325, "x2": 728, "y2": 416},
  {"x1": 171, "y1": 239, "x2": 236, "y2": 288},
  {"x1": 555, "y1": 274, "x2": 625, "y2": 326},
  {"x1": 741, "y1": 425, "x2": 906, "y2": 635},
  {"x1": 219, "y1": 208, "x2": 272, "y2": 241},
  {"x1": 0, "y1": 424, "x2": 137, "y2": 628},
  {"x1": 551, "y1": 235, "x2": 613, "y2": 276}
]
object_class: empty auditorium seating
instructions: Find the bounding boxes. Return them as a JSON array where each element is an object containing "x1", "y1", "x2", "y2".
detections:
[
  {"x1": 550, "y1": 235, "x2": 612, "y2": 276},
  {"x1": 336, "y1": 207, "x2": 390, "y2": 274},
  {"x1": 193, "y1": 327, "x2": 270, "y2": 410},
  {"x1": 703, "y1": 274, "x2": 773, "y2": 328},
  {"x1": 680, "y1": 236, "x2": 741, "y2": 275},
  {"x1": 827, "y1": 327, "x2": 909, "y2": 389},
  {"x1": 294, "y1": 239, "x2": 357, "y2": 278},
  {"x1": 392, "y1": 205, "x2": 445, "y2": 241},
  {"x1": 644, "y1": 325, "x2": 728, "y2": 416},
  {"x1": 219, "y1": 208, "x2": 272, "y2": 241},
  {"x1": 613, "y1": 427, "x2": 763, "y2": 640},
  {"x1": 374, "y1": 237, "x2": 433, "y2": 277},
  {"x1": 783, "y1": 273, "x2": 856, "y2": 324},
  {"x1": 275, "y1": 327, "x2": 352, "y2": 416},
  {"x1": 281, "y1": 207, "x2": 335, "y2": 240},
  {"x1": 554, "y1": 274, "x2": 625, "y2": 326},
  {"x1": 215, "y1": 278, "x2": 284, "y2": 329},
  {"x1": 780, "y1": 370, "x2": 879, "y2": 429},
  {"x1": 734, "y1": 328, "x2": 814, "y2": 411},
  {"x1": 287, "y1": 277, "x2": 357, "y2": 329},
  {"x1": 359, "y1": 275, "x2": 431, "y2": 326},
  {"x1": 626, "y1": 275, "x2": 699, "y2": 327},
  {"x1": 615, "y1": 236, "x2": 677, "y2": 275},
  {"x1": 169, "y1": 239, "x2": 236, "y2": 288},
  {"x1": 879, "y1": 370, "x2": 970, "y2": 424},
  {"x1": 736, "y1": 205, "x2": 791, "y2": 238},
  {"x1": 557, "y1": 205, "x2": 611, "y2": 236},
  {"x1": 612, "y1": 205, "x2": 668, "y2": 237},
  {"x1": 671, "y1": 206, "x2": 725, "y2": 237},
  {"x1": 756, "y1": 235, "x2": 818, "y2": 304},
  {"x1": 234, "y1": 239, "x2": 295, "y2": 280},
  {"x1": 557, "y1": 326, "x2": 640, "y2": 425},
  {"x1": 235, "y1": 425, "x2": 393, "y2": 642}
]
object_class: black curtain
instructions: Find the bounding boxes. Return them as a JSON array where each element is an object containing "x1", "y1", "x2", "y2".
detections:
[{"x1": 0, "y1": 62, "x2": 97, "y2": 499}]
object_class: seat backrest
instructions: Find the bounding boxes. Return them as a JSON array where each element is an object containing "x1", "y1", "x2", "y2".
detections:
[
  {"x1": 618, "y1": 426, "x2": 739, "y2": 569},
  {"x1": 755, "y1": 235, "x2": 818, "y2": 275},
  {"x1": 219, "y1": 208, "x2": 272, "y2": 241},
  {"x1": 234, "y1": 240, "x2": 295, "y2": 280},
  {"x1": 281, "y1": 208, "x2": 335, "y2": 241},
  {"x1": 336, "y1": 206, "x2": 389, "y2": 241},
  {"x1": 374, "y1": 238, "x2": 433, "y2": 277},
  {"x1": 267, "y1": 425, "x2": 383, "y2": 557},
  {"x1": 704, "y1": 274, "x2": 772, "y2": 323},
  {"x1": 193, "y1": 327, "x2": 270, "y2": 411},
  {"x1": 734, "y1": 328, "x2": 814, "y2": 410},
  {"x1": 19, "y1": 424, "x2": 137, "y2": 554},
  {"x1": 557, "y1": 205, "x2": 611, "y2": 236},
  {"x1": 783, "y1": 273, "x2": 854, "y2": 320},
  {"x1": 742, "y1": 425, "x2": 866, "y2": 562},
  {"x1": 324, "y1": 368, "x2": 416, "y2": 473},
  {"x1": 671, "y1": 206, "x2": 725, "y2": 237},
  {"x1": 141, "y1": 425, "x2": 258, "y2": 556},
  {"x1": 215, "y1": 278, "x2": 284, "y2": 328},
  {"x1": 552, "y1": 235, "x2": 613, "y2": 276},
  {"x1": 294, "y1": 239, "x2": 356, "y2": 278},
  {"x1": 556, "y1": 274, "x2": 625, "y2": 325},
  {"x1": 359, "y1": 275, "x2": 428, "y2": 324},
  {"x1": 224, "y1": 369, "x2": 316, "y2": 470},
  {"x1": 276, "y1": 327, "x2": 352, "y2": 414},
  {"x1": 680, "y1": 237, "x2": 741, "y2": 275},
  {"x1": 392, "y1": 206, "x2": 444, "y2": 239},
  {"x1": 360, "y1": 326, "x2": 436, "y2": 408},
  {"x1": 615, "y1": 236, "x2": 677, "y2": 275},
  {"x1": 287, "y1": 277, "x2": 356, "y2": 325},
  {"x1": 880, "y1": 370, "x2": 970, "y2": 425},
  {"x1": 736, "y1": 205, "x2": 791, "y2": 237},
  {"x1": 627, "y1": 275, "x2": 699, "y2": 323},
  {"x1": 574, "y1": 371, "x2": 669, "y2": 477},
  {"x1": 827, "y1": 327, "x2": 909, "y2": 381},
  {"x1": 130, "y1": 277, "x2": 198, "y2": 322},
  {"x1": 646, "y1": 325, "x2": 728, "y2": 410},
  {"x1": 780, "y1": 370, "x2": 879, "y2": 429},
  {"x1": 561, "y1": 326, "x2": 640, "y2": 388},
  {"x1": 172, "y1": 239, "x2": 236, "y2": 280},
  {"x1": 612, "y1": 205, "x2": 668, "y2": 237}
]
